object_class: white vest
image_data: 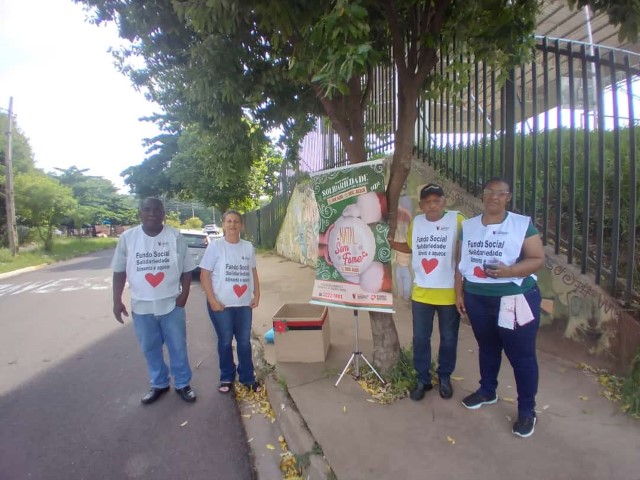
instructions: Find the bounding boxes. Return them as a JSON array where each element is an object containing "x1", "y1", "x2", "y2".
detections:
[
  {"x1": 207, "y1": 238, "x2": 255, "y2": 307},
  {"x1": 459, "y1": 212, "x2": 532, "y2": 286},
  {"x1": 125, "y1": 226, "x2": 182, "y2": 301},
  {"x1": 411, "y1": 211, "x2": 459, "y2": 288}
]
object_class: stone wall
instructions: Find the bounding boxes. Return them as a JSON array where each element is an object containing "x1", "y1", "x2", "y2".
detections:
[{"x1": 275, "y1": 181, "x2": 319, "y2": 268}]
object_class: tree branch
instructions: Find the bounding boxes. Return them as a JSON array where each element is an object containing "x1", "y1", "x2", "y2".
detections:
[
  {"x1": 361, "y1": 65, "x2": 374, "y2": 111},
  {"x1": 383, "y1": 0, "x2": 407, "y2": 82},
  {"x1": 416, "y1": 0, "x2": 451, "y2": 83}
]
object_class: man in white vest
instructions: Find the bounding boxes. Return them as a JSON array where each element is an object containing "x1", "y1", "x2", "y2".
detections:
[
  {"x1": 389, "y1": 184, "x2": 465, "y2": 401},
  {"x1": 112, "y1": 198, "x2": 198, "y2": 405}
]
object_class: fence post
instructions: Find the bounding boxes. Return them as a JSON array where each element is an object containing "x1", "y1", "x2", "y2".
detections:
[
  {"x1": 256, "y1": 208, "x2": 261, "y2": 247},
  {"x1": 503, "y1": 68, "x2": 517, "y2": 208}
]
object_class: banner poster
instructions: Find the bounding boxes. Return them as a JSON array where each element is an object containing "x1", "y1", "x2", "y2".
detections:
[{"x1": 309, "y1": 159, "x2": 394, "y2": 313}]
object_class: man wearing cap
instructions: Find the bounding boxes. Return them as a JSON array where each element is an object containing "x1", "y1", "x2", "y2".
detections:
[{"x1": 389, "y1": 184, "x2": 465, "y2": 401}]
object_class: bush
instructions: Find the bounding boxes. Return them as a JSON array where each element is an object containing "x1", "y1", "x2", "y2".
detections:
[
  {"x1": 183, "y1": 217, "x2": 204, "y2": 230},
  {"x1": 621, "y1": 348, "x2": 640, "y2": 419}
]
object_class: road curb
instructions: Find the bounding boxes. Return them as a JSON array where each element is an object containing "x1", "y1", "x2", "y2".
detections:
[
  {"x1": 0, "y1": 264, "x2": 47, "y2": 280},
  {"x1": 253, "y1": 340, "x2": 335, "y2": 480}
]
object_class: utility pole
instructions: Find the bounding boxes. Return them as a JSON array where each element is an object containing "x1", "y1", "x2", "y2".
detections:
[{"x1": 4, "y1": 97, "x2": 18, "y2": 256}]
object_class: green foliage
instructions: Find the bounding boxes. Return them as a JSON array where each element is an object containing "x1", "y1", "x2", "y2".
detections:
[
  {"x1": 0, "y1": 113, "x2": 37, "y2": 240},
  {"x1": 0, "y1": 113, "x2": 36, "y2": 174},
  {"x1": 621, "y1": 348, "x2": 640, "y2": 418},
  {"x1": 305, "y1": 0, "x2": 377, "y2": 98},
  {"x1": 13, "y1": 172, "x2": 78, "y2": 251},
  {"x1": 182, "y1": 217, "x2": 203, "y2": 230},
  {"x1": 73, "y1": 0, "x2": 640, "y2": 207},
  {"x1": 567, "y1": 0, "x2": 639, "y2": 43},
  {"x1": 76, "y1": 0, "x2": 300, "y2": 211},
  {"x1": 357, "y1": 346, "x2": 420, "y2": 403},
  {"x1": 384, "y1": 346, "x2": 420, "y2": 398},
  {"x1": 165, "y1": 211, "x2": 181, "y2": 228},
  {"x1": 0, "y1": 237, "x2": 118, "y2": 274},
  {"x1": 579, "y1": 361, "x2": 640, "y2": 420},
  {"x1": 51, "y1": 166, "x2": 138, "y2": 227}
]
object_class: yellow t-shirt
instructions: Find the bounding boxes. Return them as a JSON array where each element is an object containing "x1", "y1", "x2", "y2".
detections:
[{"x1": 407, "y1": 211, "x2": 465, "y2": 305}]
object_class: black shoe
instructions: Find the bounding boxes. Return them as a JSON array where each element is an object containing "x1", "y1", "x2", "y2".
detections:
[
  {"x1": 409, "y1": 382, "x2": 433, "y2": 401},
  {"x1": 439, "y1": 378, "x2": 453, "y2": 399},
  {"x1": 175, "y1": 385, "x2": 197, "y2": 403},
  {"x1": 140, "y1": 386, "x2": 170, "y2": 405},
  {"x1": 512, "y1": 413, "x2": 537, "y2": 438},
  {"x1": 461, "y1": 391, "x2": 498, "y2": 409}
]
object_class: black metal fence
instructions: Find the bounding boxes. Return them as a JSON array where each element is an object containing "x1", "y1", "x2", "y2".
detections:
[
  {"x1": 418, "y1": 36, "x2": 639, "y2": 305},
  {"x1": 243, "y1": 164, "x2": 298, "y2": 248},
  {"x1": 249, "y1": 36, "x2": 639, "y2": 305}
]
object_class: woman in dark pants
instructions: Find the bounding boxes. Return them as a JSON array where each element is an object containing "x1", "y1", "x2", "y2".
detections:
[
  {"x1": 455, "y1": 178, "x2": 545, "y2": 438},
  {"x1": 199, "y1": 210, "x2": 261, "y2": 394}
]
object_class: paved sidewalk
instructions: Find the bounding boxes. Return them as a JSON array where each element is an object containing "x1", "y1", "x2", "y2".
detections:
[{"x1": 252, "y1": 253, "x2": 640, "y2": 480}]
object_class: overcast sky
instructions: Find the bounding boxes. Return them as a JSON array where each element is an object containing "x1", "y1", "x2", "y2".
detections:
[{"x1": 0, "y1": 0, "x2": 161, "y2": 191}]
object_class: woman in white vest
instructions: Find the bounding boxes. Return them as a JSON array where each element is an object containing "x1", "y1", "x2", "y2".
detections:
[
  {"x1": 200, "y1": 210, "x2": 261, "y2": 394},
  {"x1": 456, "y1": 178, "x2": 544, "y2": 438}
]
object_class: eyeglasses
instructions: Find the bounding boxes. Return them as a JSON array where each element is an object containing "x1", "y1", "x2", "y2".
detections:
[{"x1": 483, "y1": 189, "x2": 510, "y2": 197}]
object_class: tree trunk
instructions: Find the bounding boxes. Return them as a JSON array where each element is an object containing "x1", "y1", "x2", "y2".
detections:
[
  {"x1": 369, "y1": 310, "x2": 401, "y2": 374},
  {"x1": 371, "y1": 87, "x2": 421, "y2": 376},
  {"x1": 315, "y1": 73, "x2": 422, "y2": 377}
]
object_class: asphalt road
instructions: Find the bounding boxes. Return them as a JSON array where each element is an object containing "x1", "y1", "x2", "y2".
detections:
[{"x1": 0, "y1": 249, "x2": 255, "y2": 480}]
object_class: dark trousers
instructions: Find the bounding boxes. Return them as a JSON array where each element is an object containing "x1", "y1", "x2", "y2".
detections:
[
  {"x1": 464, "y1": 287, "x2": 541, "y2": 417},
  {"x1": 411, "y1": 301, "x2": 461, "y2": 385}
]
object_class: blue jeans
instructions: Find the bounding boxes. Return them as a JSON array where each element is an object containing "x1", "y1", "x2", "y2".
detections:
[
  {"x1": 412, "y1": 301, "x2": 461, "y2": 384},
  {"x1": 132, "y1": 306, "x2": 192, "y2": 389},
  {"x1": 463, "y1": 287, "x2": 541, "y2": 417},
  {"x1": 207, "y1": 304, "x2": 255, "y2": 385}
]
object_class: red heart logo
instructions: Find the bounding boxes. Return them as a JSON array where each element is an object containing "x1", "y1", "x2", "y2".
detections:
[
  {"x1": 421, "y1": 258, "x2": 439, "y2": 274},
  {"x1": 473, "y1": 266, "x2": 488, "y2": 278},
  {"x1": 233, "y1": 284, "x2": 248, "y2": 297},
  {"x1": 145, "y1": 272, "x2": 165, "y2": 287}
]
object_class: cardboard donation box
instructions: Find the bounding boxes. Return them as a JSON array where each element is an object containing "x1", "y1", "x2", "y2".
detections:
[{"x1": 272, "y1": 303, "x2": 330, "y2": 363}]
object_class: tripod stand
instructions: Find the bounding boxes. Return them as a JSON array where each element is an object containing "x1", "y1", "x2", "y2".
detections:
[{"x1": 335, "y1": 310, "x2": 385, "y2": 387}]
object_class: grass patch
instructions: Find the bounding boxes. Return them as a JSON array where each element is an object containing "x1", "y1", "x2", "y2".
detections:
[
  {"x1": 355, "y1": 347, "x2": 421, "y2": 404},
  {"x1": 578, "y1": 361, "x2": 640, "y2": 420},
  {"x1": 0, "y1": 237, "x2": 118, "y2": 274}
]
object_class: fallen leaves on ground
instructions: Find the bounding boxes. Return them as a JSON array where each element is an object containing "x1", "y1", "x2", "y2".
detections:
[
  {"x1": 234, "y1": 382, "x2": 275, "y2": 423},
  {"x1": 356, "y1": 376, "x2": 398, "y2": 405},
  {"x1": 234, "y1": 382, "x2": 303, "y2": 479},
  {"x1": 278, "y1": 435, "x2": 303, "y2": 479},
  {"x1": 577, "y1": 362, "x2": 624, "y2": 404}
]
